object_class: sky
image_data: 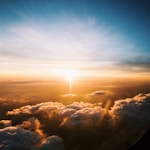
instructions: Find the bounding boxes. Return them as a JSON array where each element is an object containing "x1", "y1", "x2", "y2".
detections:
[
  {"x1": 0, "y1": 0, "x2": 150, "y2": 80},
  {"x1": 0, "y1": 1, "x2": 150, "y2": 149}
]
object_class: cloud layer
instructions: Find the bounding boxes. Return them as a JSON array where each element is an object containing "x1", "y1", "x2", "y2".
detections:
[
  {"x1": 0, "y1": 93, "x2": 150, "y2": 150},
  {"x1": 0, "y1": 117, "x2": 63, "y2": 150}
]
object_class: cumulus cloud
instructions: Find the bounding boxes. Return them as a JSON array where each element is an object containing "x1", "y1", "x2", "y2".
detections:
[
  {"x1": 39, "y1": 135, "x2": 63, "y2": 150},
  {"x1": 0, "y1": 120, "x2": 12, "y2": 128},
  {"x1": 110, "y1": 93, "x2": 150, "y2": 128},
  {"x1": 0, "y1": 118, "x2": 63, "y2": 150},
  {"x1": 22, "y1": 117, "x2": 41, "y2": 132},
  {"x1": 6, "y1": 93, "x2": 150, "y2": 150},
  {"x1": 0, "y1": 126, "x2": 42, "y2": 150},
  {"x1": 7, "y1": 102, "x2": 65, "y2": 116},
  {"x1": 60, "y1": 103, "x2": 106, "y2": 128}
]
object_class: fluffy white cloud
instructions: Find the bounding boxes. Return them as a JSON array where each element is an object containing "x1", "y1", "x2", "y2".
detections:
[
  {"x1": 6, "y1": 93, "x2": 150, "y2": 150},
  {"x1": 110, "y1": 93, "x2": 150, "y2": 127},
  {"x1": 60, "y1": 103, "x2": 106, "y2": 128},
  {"x1": 7, "y1": 102, "x2": 65, "y2": 116}
]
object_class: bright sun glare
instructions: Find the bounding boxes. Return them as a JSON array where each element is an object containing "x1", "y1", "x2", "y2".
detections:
[
  {"x1": 62, "y1": 69, "x2": 77, "y2": 94},
  {"x1": 64, "y1": 69, "x2": 76, "y2": 81}
]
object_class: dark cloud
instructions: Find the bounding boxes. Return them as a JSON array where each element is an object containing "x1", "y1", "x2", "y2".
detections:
[
  {"x1": 0, "y1": 126, "x2": 42, "y2": 150},
  {"x1": 117, "y1": 56, "x2": 150, "y2": 73},
  {"x1": 39, "y1": 135, "x2": 63, "y2": 150},
  {"x1": 4, "y1": 93, "x2": 150, "y2": 150},
  {"x1": 22, "y1": 117, "x2": 41, "y2": 132},
  {"x1": 0, "y1": 118, "x2": 63, "y2": 150}
]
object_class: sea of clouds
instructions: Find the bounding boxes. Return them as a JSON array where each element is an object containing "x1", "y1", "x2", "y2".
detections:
[{"x1": 0, "y1": 93, "x2": 150, "y2": 150}]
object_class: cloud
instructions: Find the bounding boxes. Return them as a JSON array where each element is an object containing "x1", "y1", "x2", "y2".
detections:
[
  {"x1": 86, "y1": 90, "x2": 108, "y2": 97},
  {"x1": 60, "y1": 102, "x2": 106, "y2": 128},
  {"x1": 22, "y1": 117, "x2": 41, "y2": 132},
  {"x1": 0, "y1": 118, "x2": 63, "y2": 150},
  {"x1": 6, "y1": 93, "x2": 150, "y2": 150},
  {"x1": 0, "y1": 17, "x2": 143, "y2": 77},
  {"x1": 39, "y1": 135, "x2": 63, "y2": 150},
  {"x1": 85, "y1": 90, "x2": 111, "y2": 107},
  {"x1": 60, "y1": 101, "x2": 102, "y2": 117},
  {"x1": 7, "y1": 101, "x2": 65, "y2": 116},
  {"x1": 110, "y1": 93, "x2": 150, "y2": 128},
  {"x1": 117, "y1": 56, "x2": 150, "y2": 74},
  {"x1": 0, "y1": 120, "x2": 12, "y2": 128},
  {"x1": 0, "y1": 126, "x2": 42, "y2": 150},
  {"x1": 61, "y1": 93, "x2": 78, "y2": 97}
]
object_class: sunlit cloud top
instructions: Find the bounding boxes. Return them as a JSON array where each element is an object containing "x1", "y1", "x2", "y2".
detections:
[{"x1": 0, "y1": 0, "x2": 150, "y2": 79}]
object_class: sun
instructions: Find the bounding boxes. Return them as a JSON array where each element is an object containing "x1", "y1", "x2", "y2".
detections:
[
  {"x1": 60, "y1": 69, "x2": 78, "y2": 81},
  {"x1": 63, "y1": 69, "x2": 77, "y2": 94},
  {"x1": 65, "y1": 69, "x2": 76, "y2": 81}
]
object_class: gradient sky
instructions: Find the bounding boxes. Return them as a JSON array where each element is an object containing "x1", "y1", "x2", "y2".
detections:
[{"x1": 0, "y1": 0, "x2": 150, "y2": 80}]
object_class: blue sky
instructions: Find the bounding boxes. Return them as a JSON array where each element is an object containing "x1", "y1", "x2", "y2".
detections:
[{"x1": 0, "y1": 0, "x2": 150, "y2": 79}]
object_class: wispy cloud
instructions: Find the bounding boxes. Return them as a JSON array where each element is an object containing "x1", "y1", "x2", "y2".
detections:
[
  {"x1": 0, "y1": 17, "x2": 141, "y2": 74},
  {"x1": 0, "y1": 15, "x2": 149, "y2": 78}
]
